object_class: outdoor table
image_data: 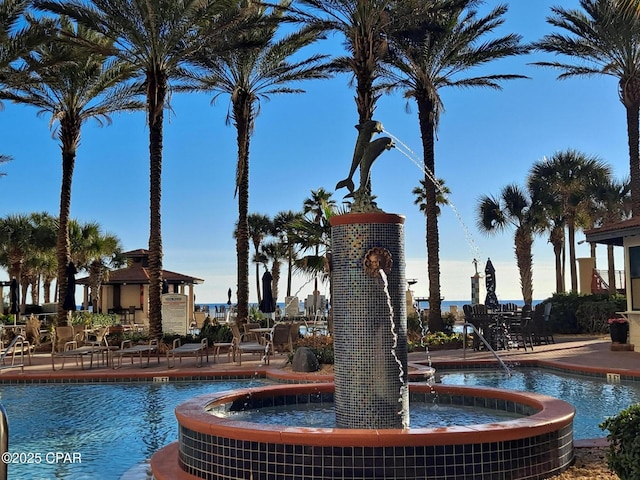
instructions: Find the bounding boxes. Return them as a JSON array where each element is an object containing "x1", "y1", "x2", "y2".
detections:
[{"x1": 249, "y1": 328, "x2": 273, "y2": 345}]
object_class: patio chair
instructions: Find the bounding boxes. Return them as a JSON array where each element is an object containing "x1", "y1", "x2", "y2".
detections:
[
  {"x1": 231, "y1": 324, "x2": 270, "y2": 365},
  {"x1": 243, "y1": 322, "x2": 261, "y2": 342},
  {"x1": 509, "y1": 304, "x2": 534, "y2": 351},
  {"x1": 52, "y1": 326, "x2": 76, "y2": 353},
  {"x1": 111, "y1": 338, "x2": 159, "y2": 369},
  {"x1": 532, "y1": 303, "x2": 555, "y2": 345},
  {"x1": 167, "y1": 338, "x2": 209, "y2": 368},
  {"x1": 270, "y1": 322, "x2": 294, "y2": 354}
]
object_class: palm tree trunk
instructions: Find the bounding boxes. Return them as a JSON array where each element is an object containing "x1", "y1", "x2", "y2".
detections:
[
  {"x1": 567, "y1": 216, "x2": 578, "y2": 292},
  {"x1": 515, "y1": 227, "x2": 534, "y2": 305},
  {"x1": 626, "y1": 104, "x2": 640, "y2": 216},
  {"x1": 56, "y1": 117, "x2": 80, "y2": 324},
  {"x1": 147, "y1": 72, "x2": 167, "y2": 339},
  {"x1": 255, "y1": 257, "x2": 262, "y2": 305},
  {"x1": 416, "y1": 96, "x2": 443, "y2": 332},
  {"x1": 550, "y1": 226, "x2": 564, "y2": 293},
  {"x1": 286, "y1": 245, "x2": 293, "y2": 297},
  {"x1": 234, "y1": 96, "x2": 251, "y2": 324}
]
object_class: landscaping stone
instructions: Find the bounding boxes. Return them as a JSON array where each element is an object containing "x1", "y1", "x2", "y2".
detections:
[{"x1": 291, "y1": 346, "x2": 319, "y2": 372}]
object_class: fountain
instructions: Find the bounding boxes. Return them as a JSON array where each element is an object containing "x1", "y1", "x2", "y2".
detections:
[{"x1": 150, "y1": 121, "x2": 575, "y2": 480}]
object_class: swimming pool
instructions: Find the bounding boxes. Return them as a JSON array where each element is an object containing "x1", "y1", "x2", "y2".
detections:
[
  {"x1": 437, "y1": 368, "x2": 640, "y2": 439},
  {"x1": 1, "y1": 368, "x2": 638, "y2": 479},
  {"x1": 0, "y1": 378, "x2": 270, "y2": 480}
]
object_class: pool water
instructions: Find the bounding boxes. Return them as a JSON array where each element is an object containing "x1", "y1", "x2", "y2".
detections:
[
  {"x1": 0, "y1": 378, "x2": 270, "y2": 480},
  {"x1": 0, "y1": 369, "x2": 638, "y2": 479},
  {"x1": 438, "y1": 368, "x2": 640, "y2": 439},
  {"x1": 218, "y1": 402, "x2": 520, "y2": 427}
]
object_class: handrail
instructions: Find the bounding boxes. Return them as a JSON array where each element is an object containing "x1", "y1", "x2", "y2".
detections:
[
  {"x1": 0, "y1": 334, "x2": 28, "y2": 371},
  {"x1": 0, "y1": 403, "x2": 7, "y2": 480},
  {"x1": 462, "y1": 322, "x2": 511, "y2": 376}
]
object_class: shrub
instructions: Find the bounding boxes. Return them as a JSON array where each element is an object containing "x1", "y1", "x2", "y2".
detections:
[
  {"x1": 290, "y1": 335, "x2": 334, "y2": 365},
  {"x1": 548, "y1": 292, "x2": 626, "y2": 334},
  {"x1": 600, "y1": 403, "x2": 640, "y2": 480}
]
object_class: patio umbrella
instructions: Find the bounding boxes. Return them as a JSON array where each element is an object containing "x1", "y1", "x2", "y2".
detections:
[
  {"x1": 227, "y1": 288, "x2": 232, "y2": 305},
  {"x1": 162, "y1": 279, "x2": 169, "y2": 294},
  {"x1": 9, "y1": 277, "x2": 19, "y2": 325},
  {"x1": 62, "y1": 262, "x2": 78, "y2": 311},
  {"x1": 484, "y1": 258, "x2": 499, "y2": 310},
  {"x1": 259, "y1": 271, "x2": 276, "y2": 326}
]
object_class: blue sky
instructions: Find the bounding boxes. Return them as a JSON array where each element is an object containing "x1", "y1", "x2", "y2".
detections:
[{"x1": 0, "y1": 0, "x2": 628, "y2": 304}]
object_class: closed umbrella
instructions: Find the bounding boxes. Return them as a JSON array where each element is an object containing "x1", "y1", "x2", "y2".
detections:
[
  {"x1": 227, "y1": 288, "x2": 232, "y2": 306},
  {"x1": 259, "y1": 271, "x2": 275, "y2": 326},
  {"x1": 162, "y1": 279, "x2": 169, "y2": 294},
  {"x1": 484, "y1": 258, "x2": 499, "y2": 310},
  {"x1": 62, "y1": 262, "x2": 78, "y2": 311},
  {"x1": 9, "y1": 277, "x2": 19, "y2": 325}
]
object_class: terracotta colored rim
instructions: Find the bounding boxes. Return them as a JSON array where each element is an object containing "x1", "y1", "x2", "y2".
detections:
[
  {"x1": 175, "y1": 383, "x2": 575, "y2": 448},
  {"x1": 329, "y1": 212, "x2": 405, "y2": 226}
]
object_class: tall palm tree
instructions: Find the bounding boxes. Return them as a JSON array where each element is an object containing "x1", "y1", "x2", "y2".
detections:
[
  {"x1": 528, "y1": 150, "x2": 611, "y2": 292},
  {"x1": 0, "y1": 0, "x2": 51, "y2": 165},
  {"x1": 533, "y1": 0, "x2": 640, "y2": 215},
  {"x1": 0, "y1": 16, "x2": 141, "y2": 323},
  {"x1": 35, "y1": 0, "x2": 244, "y2": 336},
  {"x1": 385, "y1": 1, "x2": 528, "y2": 331},
  {"x1": 273, "y1": 209, "x2": 303, "y2": 297},
  {"x1": 248, "y1": 213, "x2": 273, "y2": 305},
  {"x1": 191, "y1": 0, "x2": 330, "y2": 323},
  {"x1": 412, "y1": 178, "x2": 450, "y2": 216},
  {"x1": 477, "y1": 184, "x2": 540, "y2": 306}
]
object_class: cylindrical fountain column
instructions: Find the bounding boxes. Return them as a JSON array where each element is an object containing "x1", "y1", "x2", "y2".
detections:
[{"x1": 330, "y1": 212, "x2": 408, "y2": 429}]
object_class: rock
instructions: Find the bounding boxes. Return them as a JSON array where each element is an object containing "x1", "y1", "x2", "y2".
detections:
[{"x1": 291, "y1": 347, "x2": 319, "y2": 372}]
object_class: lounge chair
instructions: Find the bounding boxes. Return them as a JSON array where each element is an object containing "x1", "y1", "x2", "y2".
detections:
[
  {"x1": 51, "y1": 340, "x2": 100, "y2": 371},
  {"x1": 167, "y1": 338, "x2": 209, "y2": 368},
  {"x1": 230, "y1": 324, "x2": 270, "y2": 365},
  {"x1": 52, "y1": 326, "x2": 76, "y2": 353},
  {"x1": 111, "y1": 339, "x2": 159, "y2": 369}
]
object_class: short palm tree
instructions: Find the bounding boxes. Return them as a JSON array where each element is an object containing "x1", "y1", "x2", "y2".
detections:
[
  {"x1": 477, "y1": 184, "x2": 540, "y2": 306},
  {"x1": 0, "y1": 16, "x2": 141, "y2": 322},
  {"x1": 248, "y1": 213, "x2": 273, "y2": 305},
  {"x1": 191, "y1": 0, "x2": 330, "y2": 323},
  {"x1": 35, "y1": 0, "x2": 244, "y2": 335},
  {"x1": 533, "y1": 0, "x2": 640, "y2": 215},
  {"x1": 385, "y1": 1, "x2": 528, "y2": 330},
  {"x1": 273, "y1": 209, "x2": 303, "y2": 297},
  {"x1": 528, "y1": 150, "x2": 611, "y2": 292},
  {"x1": 0, "y1": 213, "x2": 37, "y2": 306}
]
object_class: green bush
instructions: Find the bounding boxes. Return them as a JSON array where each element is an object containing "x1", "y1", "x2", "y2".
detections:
[
  {"x1": 600, "y1": 403, "x2": 640, "y2": 480},
  {"x1": 548, "y1": 292, "x2": 626, "y2": 334},
  {"x1": 290, "y1": 335, "x2": 334, "y2": 365}
]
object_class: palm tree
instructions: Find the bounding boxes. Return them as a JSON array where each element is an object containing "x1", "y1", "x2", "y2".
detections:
[
  {"x1": 0, "y1": 0, "x2": 51, "y2": 165},
  {"x1": 247, "y1": 213, "x2": 273, "y2": 305},
  {"x1": 68, "y1": 219, "x2": 124, "y2": 312},
  {"x1": 191, "y1": 0, "x2": 330, "y2": 323},
  {"x1": 412, "y1": 178, "x2": 450, "y2": 216},
  {"x1": 273, "y1": 209, "x2": 303, "y2": 297},
  {"x1": 477, "y1": 184, "x2": 540, "y2": 306},
  {"x1": 533, "y1": 0, "x2": 640, "y2": 215},
  {"x1": 298, "y1": 188, "x2": 336, "y2": 310},
  {"x1": 261, "y1": 239, "x2": 287, "y2": 309},
  {"x1": 590, "y1": 178, "x2": 631, "y2": 293},
  {"x1": 528, "y1": 150, "x2": 611, "y2": 292},
  {"x1": 0, "y1": 16, "x2": 141, "y2": 323},
  {"x1": 385, "y1": 1, "x2": 528, "y2": 330},
  {"x1": 0, "y1": 214, "x2": 31, "y2": 278},
  {"x1": 34, "y1": 0, "x2": 245, "y2": 336}
]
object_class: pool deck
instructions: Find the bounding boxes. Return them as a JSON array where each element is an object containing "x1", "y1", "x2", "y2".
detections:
[{"x1": 2, "y1": 333, "x2": 637, "y2": 448}]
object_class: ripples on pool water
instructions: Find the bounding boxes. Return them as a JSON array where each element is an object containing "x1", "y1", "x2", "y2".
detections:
[
  {"x1": 218, "y1": 402, "x2": 520, "y2": 427},
  {"x1": 1, "y1": 369, "x2": 638, "y2": 479},
  {"x1": 437, "y1": 368, "x2": 640, "y2": 440},
  {"x1": 0, "y1": 378, "x2": 270, "y2": 480}
]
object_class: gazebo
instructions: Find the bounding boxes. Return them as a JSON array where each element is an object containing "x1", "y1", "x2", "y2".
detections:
[{"x1": 76, "y1": 249, "x2": 204, "y2": 327}]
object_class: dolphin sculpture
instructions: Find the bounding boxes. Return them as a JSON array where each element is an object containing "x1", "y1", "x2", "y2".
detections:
[{"x1": 335, "y1": 120, "x2": 384, "y2": 194}]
